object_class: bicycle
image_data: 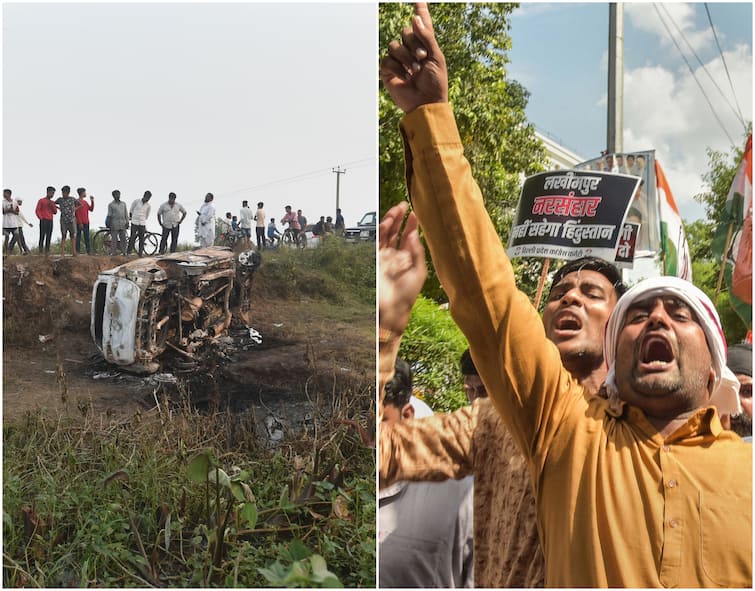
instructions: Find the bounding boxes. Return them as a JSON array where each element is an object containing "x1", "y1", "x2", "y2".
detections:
[
  {"x1": 92, "y1": 227, "x2": 160, "y2": 256},
  {"x1": 218, "y1": 229, "x2": 245, "y2": 250},
  {"x1": 280, "y1": 228, "x2": 306, "y2": 249}
]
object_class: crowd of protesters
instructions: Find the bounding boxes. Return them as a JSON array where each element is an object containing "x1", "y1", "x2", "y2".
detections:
[{"x1": 378, "y1": 4, "x2": 751, "y2": 587}]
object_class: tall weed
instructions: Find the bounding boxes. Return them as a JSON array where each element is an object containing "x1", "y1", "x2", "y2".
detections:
[{"x1": 3, "y1": 382, "x2": 375, "y2": 588}]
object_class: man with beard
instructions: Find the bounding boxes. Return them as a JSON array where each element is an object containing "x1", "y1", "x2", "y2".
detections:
[
  {"x1": 380, "y1": 238, "x2": 625, "y2": 587},
  {"x1": 380, "y1": 4, "x2": 750, "y2": 586}
]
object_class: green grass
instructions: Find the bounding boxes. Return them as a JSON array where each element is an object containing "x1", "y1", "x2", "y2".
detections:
[
  {"x1": 3, "y1": 384, "x2": 375, "y2": 587},
  {"x1": 257, "y1": 240, "x2": 375, "y2": 307}
]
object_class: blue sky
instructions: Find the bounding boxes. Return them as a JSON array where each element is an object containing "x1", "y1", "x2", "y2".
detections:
[{"x1": 508, "y1": 2, "x2": 752, "y2": 221}]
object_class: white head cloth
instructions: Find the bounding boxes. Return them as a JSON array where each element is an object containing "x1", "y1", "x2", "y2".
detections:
[
  {"x1": 409, "y1": 395, "x2": 434, "y2": 418},
  {"x1": 604, "y1": 276, "x2": 741, "y2": 416}
]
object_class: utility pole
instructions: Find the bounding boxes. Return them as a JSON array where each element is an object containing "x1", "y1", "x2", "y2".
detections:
[
  {"x1": 332, "y1": 166, "x2": 346, "y2": 212},
  {"x1": 607, "y1": 2, "x2": 624, "y2": 153}
]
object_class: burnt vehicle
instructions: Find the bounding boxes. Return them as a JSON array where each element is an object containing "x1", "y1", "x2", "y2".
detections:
[
  {"x1": 91, "y1": 246, "x2": 261, "y2": 374},
  {"x1": 343, "y1": 211, "x2": 376, "y2": 242}
]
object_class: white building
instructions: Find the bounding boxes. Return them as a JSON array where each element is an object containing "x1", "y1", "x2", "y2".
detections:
[{"x1": 535, "y1": 131, "x2": 584, "y2": 169}]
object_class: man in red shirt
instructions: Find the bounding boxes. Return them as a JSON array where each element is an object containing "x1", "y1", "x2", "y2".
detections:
[
  {"x1": 75, "y1": 187, "x2": 95, "y2": 255},
  {"x1": 35, "y1": 186, "x2": 57, "y2": 254}
]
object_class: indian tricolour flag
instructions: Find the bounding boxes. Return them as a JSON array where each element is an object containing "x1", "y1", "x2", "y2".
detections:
[
  {"x1": 656, "y1": 161, "x2": 692, "y2": 281},
  {"x1": 714, "y1": 134, "x2": 752, "y2": 329}
]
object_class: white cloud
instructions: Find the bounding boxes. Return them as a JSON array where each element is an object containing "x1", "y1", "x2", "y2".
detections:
[
  {"x1": 626, "y1": 3, "x2": 713, "y2": 54},
  {"x1": 623, "y1": 43, "x2": 752, "y2": 220}
]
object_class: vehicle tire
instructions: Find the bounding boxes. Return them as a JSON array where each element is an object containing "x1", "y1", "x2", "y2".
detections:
[
  {"x1": 297, "y1": 233, "x2": 307, "y2": 249},
  {"x1": 144, "y1": 232, "x2": 160, "y2": 256}
]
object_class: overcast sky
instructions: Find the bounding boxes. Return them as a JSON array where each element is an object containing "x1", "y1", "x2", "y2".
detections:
[
  {"x1": 509, "y1": 2, "x2": 752, "y2": 221},
  {"x1": 3, "y1": 2, "x2": 377, "y2": 247}
]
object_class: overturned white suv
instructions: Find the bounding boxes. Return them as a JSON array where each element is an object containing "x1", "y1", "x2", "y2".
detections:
[{"x1": 91, "y1": 246, "x2": 261, "y2": 374}]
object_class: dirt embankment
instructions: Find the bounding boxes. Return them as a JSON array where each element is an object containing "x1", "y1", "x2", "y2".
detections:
[{"x1": 2, "y1": 254, "x2": 375, "y2": 425}]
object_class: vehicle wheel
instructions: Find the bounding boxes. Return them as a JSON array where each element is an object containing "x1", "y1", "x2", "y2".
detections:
[
  {"x1": 90, "y1": 231, "x2": 103, "y2": 254},
  {"x1": 297, "y1": 233, "x2": 307, "y2": 249},
  {"x1": 92, "y1": 230, "x2": 111, "y2": 255},
  {"x1": 281, "y1": 231, "x2": 295, "y2": 249},
  {"x1": 144, "y1": 233, "x2": 159, "y2": 256}
]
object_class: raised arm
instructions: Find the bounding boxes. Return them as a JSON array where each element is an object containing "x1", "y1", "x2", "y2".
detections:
[
  {"x1": 380, "y1": 3, "x2": 448, "y2": 113},
  {"x1": 381, "y1": 3, "x2": 571, "y2": 465},
  {"x1": 378, "y1": 202, "x2": 427, "y2": 397}
]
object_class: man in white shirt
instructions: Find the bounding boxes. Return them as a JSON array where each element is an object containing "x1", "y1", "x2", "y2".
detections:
[
  {"x1": 3, "y1": 189, "x2": 21, "y2": 253},
  {"x1": 379, "y1": 358, "x2": 474, "y2": 588},
  {"x1": 9, "y1": 198, "x2": 33, "y2": 255},
  {"x1": 157, "y1": 192, "x2": 187, "y2": 254},
  {"x1": 197, "y1": 192, "x2": 216, "y2": 248},
  {"x1": 254, "y1": 201, "x2": 266, "y2": 250},
  {"x1": 239, "y1": 200, "x2": 254, "y2": 248},
  {"x1": 127, "y1": 190, "x2": 152, "y2": 256}
]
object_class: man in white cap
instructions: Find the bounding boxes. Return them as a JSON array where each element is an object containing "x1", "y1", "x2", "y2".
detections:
[{"x1": 380, "y1": 3, "x2": 751, "y2": 586}]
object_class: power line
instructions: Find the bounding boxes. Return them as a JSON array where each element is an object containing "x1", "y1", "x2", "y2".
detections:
[
  {"x1": 219, "y1": 157, "x2": 373, "y2": 198},
  {"x1": 652, "y1": 3, "x2": 736, "y2": 146},
  {"x1": 659, "y1": 3, "x2": 745, "y2": 130},
  {"x1": 704, "y1": 3, "x2": 747, "y2": 130}
]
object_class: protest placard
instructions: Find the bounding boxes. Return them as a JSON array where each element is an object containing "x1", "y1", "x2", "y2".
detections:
[
  {"x1": 614, "y1": 222, "x2": 640, "y2": 269},
  {"x1": 506, "y1": 170, "x2": 640, "y2": 261}
]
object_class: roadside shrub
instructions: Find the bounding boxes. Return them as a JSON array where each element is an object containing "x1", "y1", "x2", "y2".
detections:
[
  {"x1": 257, "y1": 240, "x2": 375, "y2": 306},
  {"x1": 398, "y1": 295, "x2": 469, "y2": 413}
]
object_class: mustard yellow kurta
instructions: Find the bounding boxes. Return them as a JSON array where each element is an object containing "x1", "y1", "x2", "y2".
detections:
[
  {"x1": 399, "y1": 102, "x2": 752, "y2": 588},
  {"x1": 380, "y1": 398, "x2": 545, "y2": 587}
]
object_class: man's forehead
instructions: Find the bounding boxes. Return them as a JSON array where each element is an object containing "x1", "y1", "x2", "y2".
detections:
[
  {"x1": 554, "y1": 269, "x2": 614, "y2": 289},
  {"x1": 624, "y1": 294, "x2": 701, "y2": 324},
  {"x1": 628, "y1": 294, "x2": 689, "y2": 308}
]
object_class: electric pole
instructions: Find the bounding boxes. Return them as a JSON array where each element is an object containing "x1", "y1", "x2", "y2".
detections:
[
  {"x1": 607, "y1": 2, "x2": 624, "y2": 153},
  {"x1": 332, "y1": 166, "x2": 346, "y2": 212}
]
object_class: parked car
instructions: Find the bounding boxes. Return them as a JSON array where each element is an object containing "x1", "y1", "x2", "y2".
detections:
[
  {"x1": 91, "y1": 246, "x2": 261, "y2": 374},
  {"x1": 344, "y1": 211, "x2": 376, "y2": 242},
  {"x1": 301, "y1": 224, "x2": 321, "y2": 249}
]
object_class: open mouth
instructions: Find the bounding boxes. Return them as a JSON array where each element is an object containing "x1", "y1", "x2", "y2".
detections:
[
  {"x1": 554, "y1": 313, "x2": 582, "y2": 332},
  {"x1": 639, "y1": 335, "x2": 674, "y2": 368}
]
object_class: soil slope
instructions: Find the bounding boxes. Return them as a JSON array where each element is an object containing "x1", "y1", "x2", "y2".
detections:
[{"x1": 2, "y1": 253, "x2": 375, "y2": 424}]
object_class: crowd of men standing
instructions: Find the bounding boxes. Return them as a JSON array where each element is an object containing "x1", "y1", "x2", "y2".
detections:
[
  {"x1": 3, "y1": 186, "x2": 194, "y2": 257},
  {"x1": 4, "y1": 187, "x2": 348, "y2": 257}
]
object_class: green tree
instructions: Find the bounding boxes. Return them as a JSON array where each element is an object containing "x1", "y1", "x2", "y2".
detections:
[
  {"x1": 690, "y1": 133, "x2": 752, "y2": 342},
  {"x1": 379, "y1": 3, "x2": 548, "y2": 301},
  {"x1": 694, "y1": 140, "x2": 747, "y2": 222}
]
